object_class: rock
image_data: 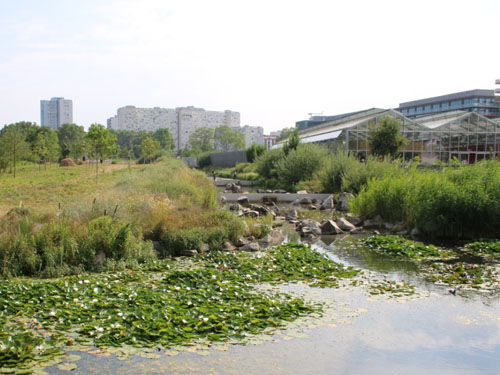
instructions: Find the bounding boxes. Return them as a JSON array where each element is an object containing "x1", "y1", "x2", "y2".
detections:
[
  {"x1": 243, "y1": 210, "x2": 260, "y2": 218},
  {"x1": 221, "y1": 241, "x2": 235, "y2": 252},
  {"x1": 321, "y1": 220, "x2": 343, "y2": 235},
  {"x1": 180, "y1": 249, "x2": 198, "y2": 257},
  {"x1": 241, "y1": 242, "x2": 260, "y2": 252},
  {"x1": 258, "y1": 229, "x2": 284, "y2": 247},
  {"x1": 291, "y1": 198, "x2": 301, "y2": 206},
  {"x1": 350, "y1": 227, "x2": 364, "y2": 234},
  {"x1": 297, "y1": 190, "x2": 308, "y2": 194},
  {"x1": 273, "y1": 189, "x2": 287, "y2": 194},
  {"x1": 384, "y1": 223, "x2": 394, "y2": 230},
  {"x1": 345, "y1": 213, "x2": 362, "y2": 226},
  {"x1": 229, "y1": 204, "x2": 241, "y2": 211},
  {"x1": 225, "y1": 182, "x2": 242, "y2": 193},
  {"x1": 299, "y1": 226, "x2": 313, "y2": 237},
  {"x1": 320, "y1": 195, "x2": 334, "y2": 210},
  {"x1": 284, "y1": 209, "x2": 298, "y2": 221},
  {"x1": 220, "y1": 196, "x2": 227, "y2": 203},
  {"x1": 310, "y1": 205, "x2": 317, "y2": 210},
  {"x1": 262, "y1": 196, "x2": 277, "y2": 205},
  {"x1": 200, "y1": 243, "x2": 210, "y2": 253},
  {"x1": 336, "y1": 192, "x2": 354, "y2": 211},
  {"x1": 300, "y1": 197, "x2": 312, "y2": 205},
  {"x1": 235, "y1": 237, "x2": 249, "y2": 247},
  {"x1": 336, "y1": 217, "x2": 356, "y2": 231},
  {"x1": 237, "y1": 196, "x2": 249, "y2": 206},
  {"x1": 372, "y1": 230, "x2": 381, "y2": 236},
  {"x1": 257, "y1": 188, "x2": 266, "y2": 193},
  {"x1": 301, "y1": 219, "x2": 322, "y2": 236}
]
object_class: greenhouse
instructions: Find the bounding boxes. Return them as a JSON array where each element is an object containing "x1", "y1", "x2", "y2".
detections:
[{"x1": 294, "y1": 108, "x2": 500, "y2": 164}]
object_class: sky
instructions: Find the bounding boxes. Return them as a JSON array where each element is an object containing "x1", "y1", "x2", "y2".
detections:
[{"x1": 0, "y1": 0, "x2": 499, "y2": 133}]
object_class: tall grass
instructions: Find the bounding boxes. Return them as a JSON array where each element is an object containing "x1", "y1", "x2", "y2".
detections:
[
  {"x1": 0, "y1": 157, "x2": 245, "y2": 278},
  {"x1": 351, "y1": 161, "x2": 500, "y2": 239}
]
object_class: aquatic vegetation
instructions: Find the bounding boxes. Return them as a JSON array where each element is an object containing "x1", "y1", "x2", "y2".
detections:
[
  {"x1": 0, "y1": 243, "x2": 358, "y2": 373},
  {"x1": 362, "y1": 235, "x2": 456, "y2": 260},
  {"x1": 462, "y1": 240, "x2": 500, "y2": 258},
  {"x1": 426, "y1": 262, "x2": 500, "y2": 288},
  {"x1": 368, "y1": 280, "x2": 416, "y2": 297}
]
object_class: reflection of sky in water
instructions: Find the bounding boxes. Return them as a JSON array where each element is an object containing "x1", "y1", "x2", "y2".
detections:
[{"x1": 46, "y1": 231, "x2": 500, "y2": 375}]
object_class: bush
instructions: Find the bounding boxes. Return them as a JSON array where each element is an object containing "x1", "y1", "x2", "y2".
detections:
[{"x1": 352, "y1": 161, "x2": 500, "y2": 239}]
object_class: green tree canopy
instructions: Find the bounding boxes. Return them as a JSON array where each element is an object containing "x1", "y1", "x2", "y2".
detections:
[
  {"x1": 368, "y1": 116, "x2": 408, "y2": 158},
  {"x1": 140, "y1": 136, "x2": 160, "y2": 164},
  {"x1": 153, "y1": 128, "x2": 175, "y2": 152},
  {"x1": 283, "y1": 129, "x2": 300, "y2": 156},
  {"x1": 276, "y1": 127, "x2": 295, "y2": 142},
  {"x1": 86, "y1": 124, "x2": 117, "y2": 182},
  {"x1": 246, "y1": 143, "x2": 266, "y2": 163},
  {"x1": 189, "y1": 127, "x2": 215, "y2": 153},
  {"x1": 27, "y1": 126, "x2": 60, "y2": 165},
  {"x1": 57, "y1": 123, "x2": 85, "y2": 160},
  {"x1": 214, "y1": 125, "x2": 244, "y2": 152},
  {"x1": 0, "y1": 124, "x2": 30, "y2": 177}
]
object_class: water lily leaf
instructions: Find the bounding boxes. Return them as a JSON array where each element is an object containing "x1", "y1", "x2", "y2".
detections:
[{"x1": 57, "y1": 363, "x2": 77, "y2": 371}]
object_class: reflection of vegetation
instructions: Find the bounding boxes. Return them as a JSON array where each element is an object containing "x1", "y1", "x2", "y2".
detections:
[{"x1": 0, "y1": 243, "x2": 358, "y2": 372}]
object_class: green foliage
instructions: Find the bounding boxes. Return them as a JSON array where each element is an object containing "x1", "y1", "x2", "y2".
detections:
[
  {"x1": 463, "y1": 241, "x2": 500, "y2": 257},
  {"x1": 283, "y1": 129, "x2": 300, "y2": 156},
  {"x1": 152, "y1": 128, "x2": 175, "y2": 152},
  {"x1": 275, "y1": 144, "x2": 330, "y2": 191},
  {"x1": 362, "y1": 235, "x2": 455, "y2": 260},
  {"x1": 0, "y1": 124, "x2": 30, "y2": 177},
  {"x1": 214, "y1": 125, "x2": 245, "y2": 151},
  {"x1": 275, "y1": 127, "x2": 295, "y2": 142},
  {"x1": 140, "y1": 136, "x2": 160, "y2": 164},
  {"x1": 352, "y1": 161, "x2": 500, "y2": 238},
  {"x1": 189, "y1": 127, "x2": 215, "y2": 153},
  {"x1": 246, "y1": 143, "x2": 266, "y2": 163},
  {"x1": 368, "y1": 116, "x2": 408, "y2": 157},
  {"x1": 0, "y1": 242, "x2": 359, "y2": 371},
  {"x1": 57, "y1": 123, "x2": 85, "y2": 160},
  {"x1": 255, "y1": 148, "x2": 284, "y2": 181},
  {"x1": 86, "y1": 124, "x2": 118, "y2": 182}
]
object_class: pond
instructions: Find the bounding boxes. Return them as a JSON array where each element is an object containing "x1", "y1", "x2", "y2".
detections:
[{"x1": 41, "y1": 228, "x2": 500, "y2": 375}]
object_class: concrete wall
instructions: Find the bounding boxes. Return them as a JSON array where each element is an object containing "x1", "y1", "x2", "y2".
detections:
[
  {"x1": 210, "y1": 150, "x2": 247, "y2": 167},
  {"x1": 181, "y1": 156, "x2": 198, "y2": 168}
]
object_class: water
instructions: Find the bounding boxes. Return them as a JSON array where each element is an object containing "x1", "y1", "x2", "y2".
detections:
[{"x1": 45, "y1": 228, "x2": 500, "y2": 375}]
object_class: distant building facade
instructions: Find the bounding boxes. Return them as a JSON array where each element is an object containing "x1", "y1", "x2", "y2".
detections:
[
  {"x1": 40, "y1": 97, "x2": 73, "y2": 130},
  {"x1": 398, "y1": 89, "x2": 500, "y2": 119},
  {"x1": 107, "y1": 106, "x2": 240, "y2": 150},
  {"x1": 232, "y1": 125, "x2": 264, "y2": 148}
]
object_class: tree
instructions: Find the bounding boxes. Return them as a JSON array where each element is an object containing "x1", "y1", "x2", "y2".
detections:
[
  {"x1": 0, "y1": 124, "x2": 30, "y2": 178},
  {"x1": 283, "y1": 129, "x2": 300, "y2": 156},
  {"x1": 368, "y1": 116, "x2": 408, "y2": 158},
  {"x1": 153, "y1": 128, "x2": 175, "y2": 152},
  {"x1": 27, "y1": 126, "x2": 60, "y2": 167},
  {"x1": 246, "y1": 143, "x2": 266, "y2": 163},
  {"x1": 140, "y1": 136, "x2": 160, "y2": 164},
  {"x1": 276, "y1": 127, "x2": 295, "y2": 142},
  {"x1": 57, "y1": 123, "x2": 85, "y2": 160},
  {"x1": 85, "y1": 124, "x2": 117, "y2": 182},
  {"x1": 214, "y1": 125, "x2": 245, "y2": 151},
  {"x1": 189, "y1": 127, "x2": 215, "y2": 153}
]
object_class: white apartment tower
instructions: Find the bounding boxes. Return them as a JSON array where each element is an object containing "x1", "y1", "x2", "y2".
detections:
[
  {"x1": 232, "y1": 125, "x2": 264, "y2": 148},
  {"x1": 40, "y1": 97, "x2": 73, "y2": 130},
  {"x1": 107, "y1": 106, "x2": 240, "y2": 150}
]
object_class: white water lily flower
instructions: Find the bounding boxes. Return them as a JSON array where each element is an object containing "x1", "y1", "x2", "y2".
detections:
[
  {"x1": 93, "y1": 287, "x2": 99, "y2": 293},
  {"x1": 49, "y1": 311, "x2": 56, "y2": 317}
]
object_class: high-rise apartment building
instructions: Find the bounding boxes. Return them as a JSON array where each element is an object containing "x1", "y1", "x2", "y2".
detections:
[
  {"x1": 232, "y1": 125, "x2": 264, "y2": 147},
  {"x1": 40, "y1": 97, "x2": 73, "y2": 129},
  {"x1": 107, "y1": 106, "x2": 240, "y2": 150}
]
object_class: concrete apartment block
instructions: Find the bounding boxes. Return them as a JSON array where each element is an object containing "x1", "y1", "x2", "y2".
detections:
[
  {"x1": 40, "y1": 97, "x2": 73, "y2": 130},
  {"x1": 233, "y1": 125, "x2": 264, "y2": 148},
  {"x1": 107, "y1": 106, "x2": 240, "y2": 151}
]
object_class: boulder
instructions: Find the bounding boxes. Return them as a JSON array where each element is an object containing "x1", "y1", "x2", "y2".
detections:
[
  {"x1": 257, "y1": 188, "x2": 266, "y2": 193},
  {"x1": 345, "y1": 213, "x2": 362, "y2": 226},
  {"x1": 297, "y1": 190, "x2": 308, "y2": 194},
  {"x1": 320, "y1": 195, "x2": 334, "y2": 210},
  {"x1": 336, "y1": 217, "x2": 356, "y2": 231},
  {"x1": 235, "y1": 237, "x2": 249, "y2": 247},
  {"x1": 363, "y1": 215, "x2": 384, "y2": 229},
  {"x1": 291, "y1": 198, "x2": 301, "y2": 206},
  {"x1": 299, "y1": 226, "x2": 313, "y2": 237},
  {"x1": 336, "y1": 192, "x2": 354, "y2": 211},
  {"x1": 220, "y1": 196, "x2": 227, "y2": 203},
  {"x1": 410, "y1": 227, "x2": 421, "y2": 238},
  {"x1": 241, "y1": 242, "x2": 260, "y2": 252},
  {"x1": 243, "y1": 210, "x2": 260, "y2": 218},
  {"x1": 229, "y1": 203, "x2": 241, "y2": 211},
  {"x1": 258, "y1": 229, "x2": 284, "y2": 247},
  {"x1": 321, "y1": 220, "x2": 344, "y2": 235},
  {"x1": 301, "y1": 219, "x2": 322, "y2": 236},
  {"x1": 310, "y1": 205, "x2": 317, "y2": 210},
  {"x1": 300, "y1": 197, "x2": 312, "y2": 205},
  {"x1": 221, "y1": 241, "x2": 236, "y2": 252},
  {"x1": 284, "y1": 209, "x2": 298, "y2": 221},
  {"x1": 273, "y1": 189, "x2": 287, "y2": 194},
  {"x1": 200, "y1": 243, "x2": 210, "y2": 254},
  {"x1": 350, "y1": 227, "x2": 364, "y2": 234},
  {"x1": 237, "y1": 196, "x2": 250, "y2": 206}
]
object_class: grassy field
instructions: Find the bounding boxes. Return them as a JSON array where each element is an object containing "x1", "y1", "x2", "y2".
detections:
[{"x1": 0, "y1": 157, "x2": 245, "y2": 278}]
